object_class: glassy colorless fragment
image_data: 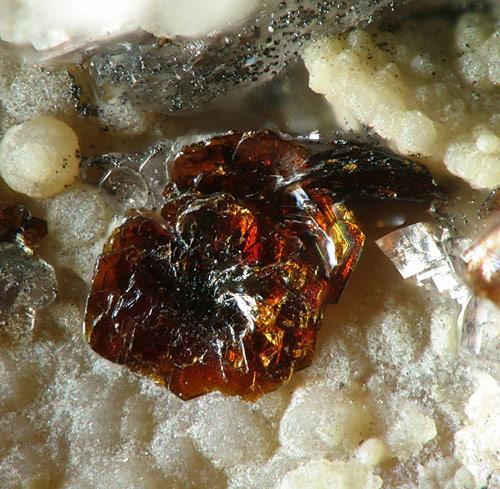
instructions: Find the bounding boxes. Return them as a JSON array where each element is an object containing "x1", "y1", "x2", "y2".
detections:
[
  {"x1": 0, "y1": 243, "x2": 57, "y2": 326},
  {"x1": 461, "y1": 296, "x2": 500, "y2": 362},
  {"x1": 376, "y1": 223, "x2": 441, "y2": 278},
  {"x1": 89, "y1": 0, "x2": 400, "y2": 113},
  {"x1": 99, "y1": 167, "x2": 149, "y2": 214},
  {"x1": 82, "y1": 142, "x2": 174, "y2": 210},
  {"x1": 377, "y1": 222, "x2": 500, "y2": 363},
  {"x1": 139, "y1": 143, "x2": 173, "y2": 207},
  {"x1": 375, "y1": 222, "x2": 468, "y2": 300},
  {"x1": 80, "y1": 153, "x2": 142, "y2": 186}
]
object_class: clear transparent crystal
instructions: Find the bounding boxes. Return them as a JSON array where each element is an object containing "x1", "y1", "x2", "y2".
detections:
[
  {"x1": 376, "y1": 223, "x2": 443, "y2": 278},
  {"x1": 99, "y1": 167, "x2": 149, "y2": 214},
  {"x1": 81, "y1": 142, "x2": 173, "y2": 212},
  {"x1": 460, "y1": 296, "x2": 500, "y2": 362},
  {"x1": 0, "y1": 243, "x2": 57, "y2": 326},
  {"x1": 139, "y1": 143, "x2": 172, "y2": 208},
  {"x1": 377, "y1": 221, "x2": 500, "y2": 364},
  {"x1": 80, "y1": 153, "x2": 141, "y2": 186},
  {"x1": 375, "y1": 222, "x2": 468, "y2": 300}
]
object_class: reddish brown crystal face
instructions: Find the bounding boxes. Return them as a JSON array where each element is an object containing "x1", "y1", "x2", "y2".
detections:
[
  {"x1": 0, "y1": 203, "x2": 47, "y2": 248},
  {"x1": 84, "y1": 132, "x2": 363, "y2": 399},
  {"x1": 84, "y1": 131, "x2": 438, "y2": 400}
]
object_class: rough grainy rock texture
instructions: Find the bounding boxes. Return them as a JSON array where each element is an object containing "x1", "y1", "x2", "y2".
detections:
[
  {"x1": 0, "y1": 43, "x2": 156, "y2": 155},
  {"x1": 455, "y1": 372, "x2": 500, "y2": 487},
  {"x1": 275, "y1": 459, "x2": 383, "y2": 489},
  {"x1": 305, "y1": 10, "x2": 500, "y2": 189}
]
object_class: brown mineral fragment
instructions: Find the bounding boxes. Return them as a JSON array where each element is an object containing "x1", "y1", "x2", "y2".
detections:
[
  {"x1": 0, "y1": 203, "x2": 47, "y2": 249},
  {"x1": 85, "y1": 131, "x2": 439, "y2": 399}
]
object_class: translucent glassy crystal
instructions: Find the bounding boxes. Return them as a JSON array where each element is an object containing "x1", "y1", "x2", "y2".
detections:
[
  {"x1": 376, "y1": 219, "x2": 500, "y2": 365},
  {"x1": 99, "y1": 167, "x2": 149, "y2": 214},
  {"x1": 89, "y1": 0, "x2": 400, "y2": 113},
  {"x1": 81, "y1": 153, "x2": 141, "y2": 185},
  {"x1": 81, "y1": 143, "x2": 173, "y2": 210},
  {"x1": 0, "y1": 203, "x2": 55, "y2": 327},
  {"x1": 139, "y1": 144, "x2": 172, "y2": 206},
  {"x1": 376, "y1": 223, "x2": 468, "y2": 301},
  {"x1": 461, "y1": 217, "x2": 500, "y2": 306},
  {"x1": 85, "y1": 131, "x2": 439, "y2": 399},
  {"x1": 461, "y1": 297, "x2": 500, "y2": 362},
  {"x1": 0, "y1": 243, "x2": 57, "y2": 326}
]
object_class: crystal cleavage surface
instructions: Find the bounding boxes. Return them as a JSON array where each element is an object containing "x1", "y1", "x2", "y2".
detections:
[{"x1": 84, "y1": 131, "x2": 439, "y2": 400}]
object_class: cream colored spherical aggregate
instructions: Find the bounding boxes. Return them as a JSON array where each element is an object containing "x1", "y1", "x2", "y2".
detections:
[
  {"x1": 279, "y1": 383, "x2": 379, "y2": 458},
  {"x1": 276, "y1": 460, "x2": 383, "y2": 489},
  {"x1": 455, "y1": 372, "x2": 500, "y2": 487},
  {"x1": 0, "y1": 115, "x2": 80, "y2": 198},
  {"x1": 304, "y1": 11, "x2": 500, "y2": 189}
]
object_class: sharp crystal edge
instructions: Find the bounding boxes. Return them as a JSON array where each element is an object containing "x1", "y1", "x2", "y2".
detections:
[
  {"x1": 376, "y1": 222, "x2": 500, "y2": 362},
  {"x1": 375, "y1": 223, "x2": 469, "y2": 301}
]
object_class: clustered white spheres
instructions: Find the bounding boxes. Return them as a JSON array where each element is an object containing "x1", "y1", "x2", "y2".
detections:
[{"x1": 305, "y1": 11, "x2": 500, "y2": 189}]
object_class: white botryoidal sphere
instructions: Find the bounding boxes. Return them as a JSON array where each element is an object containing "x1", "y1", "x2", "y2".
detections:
[{"x1": 0, "y1": 115, "x2": 80, "y2": 198}]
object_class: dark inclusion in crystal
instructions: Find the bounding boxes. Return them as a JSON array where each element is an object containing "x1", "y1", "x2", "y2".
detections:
[{"x1": 84, "y1": 131, "x2": 439, "y2": 400}]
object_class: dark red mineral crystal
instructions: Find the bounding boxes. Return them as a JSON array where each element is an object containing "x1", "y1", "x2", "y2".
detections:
[
  {"x1": 0, "y1": 203, "x2": 47, "y2": 249},
  {"x1": 84, "y1": 131, "x2": 439, "y2": 400}
]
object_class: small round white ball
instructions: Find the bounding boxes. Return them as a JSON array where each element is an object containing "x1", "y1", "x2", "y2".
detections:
[{"x1": 0, "y1": 115, "x2": 80, "y2": 198}]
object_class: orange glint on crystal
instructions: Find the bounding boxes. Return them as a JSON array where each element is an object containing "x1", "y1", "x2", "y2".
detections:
[{"x1": 84, "y1": 131, "x2": 440, "y2": 400}]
